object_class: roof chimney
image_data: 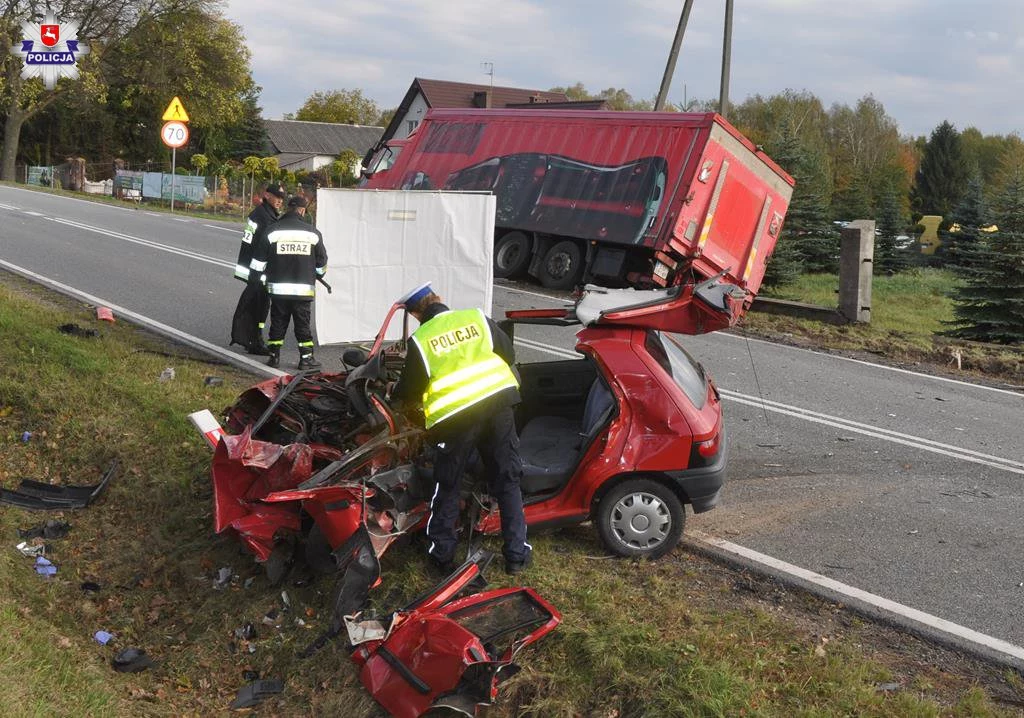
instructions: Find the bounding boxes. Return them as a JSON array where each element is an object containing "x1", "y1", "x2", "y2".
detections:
[{"x1": 472, "y1": 90, "x2": 492, "y2": 108}]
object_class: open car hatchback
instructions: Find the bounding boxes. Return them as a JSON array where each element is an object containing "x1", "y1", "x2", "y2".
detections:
[{"x1": 491, "y1": 284, "x2": 725, "y2": 558}]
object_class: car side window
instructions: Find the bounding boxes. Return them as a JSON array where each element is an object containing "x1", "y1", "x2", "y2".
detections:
[{"x1": 644, "y1": 331, "x2": 707, "y2": 409}]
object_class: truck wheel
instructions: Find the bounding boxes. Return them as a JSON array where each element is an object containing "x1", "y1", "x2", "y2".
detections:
[
  {"x1": 494, "y1": 232, "x2": 532, "y2": 278},
  {"x1": 596, "y1": 479, "x2": 684, "y2": 559},
  {"x1": 538, "y1": 240, "x2": 583, "y2": 290}
]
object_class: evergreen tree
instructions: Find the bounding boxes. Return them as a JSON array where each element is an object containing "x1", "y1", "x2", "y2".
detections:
[
  {"x1": 222, "y1": 89, "x2": 269, "y2": 161},
  {"x1": 945, "y1": 162, "x2": 1024, "y2": 343},
  {"x1": 763, "y1": 119, "x2": 837, "y2": 283},
  {"x1": 911, "y1": 121, "x2": 968, "y2": 218},
  {"x1": 874, "y1": 181, "x2": 911, "y2": 274},
  {"x1": 941, "y1": 173, "x2": 987, "y2": 268},
  {"x1": 831, "y1": 165, "x2": 872, "y2": 223}
]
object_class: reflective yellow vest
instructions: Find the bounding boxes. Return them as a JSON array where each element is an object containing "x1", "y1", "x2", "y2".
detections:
[{"x1": 410, "y1": 309, "x2": 519, "y2": 429}]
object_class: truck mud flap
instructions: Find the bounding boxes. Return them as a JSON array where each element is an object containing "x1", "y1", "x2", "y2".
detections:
[{"x1": 0, "y1": 459, "x2": 118, "y2": 510}]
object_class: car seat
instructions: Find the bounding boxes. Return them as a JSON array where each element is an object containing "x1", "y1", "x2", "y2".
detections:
[{"x1": 518, "y1": 377, "x2": 615, "y2": 494}]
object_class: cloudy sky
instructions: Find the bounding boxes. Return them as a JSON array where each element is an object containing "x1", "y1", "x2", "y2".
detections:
[{"x1": 223, "y1": 0, "x2": 1023, "y2": 138}]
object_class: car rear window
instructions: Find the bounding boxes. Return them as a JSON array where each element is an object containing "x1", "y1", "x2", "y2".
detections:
[{"x1": 644, "y1": 331, "x2": 707, "y2": 409}]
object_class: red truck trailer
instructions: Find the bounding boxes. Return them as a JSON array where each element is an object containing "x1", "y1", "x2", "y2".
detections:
[{"x1": 362, "y1": 108, "x2": 793, "y2": 316}]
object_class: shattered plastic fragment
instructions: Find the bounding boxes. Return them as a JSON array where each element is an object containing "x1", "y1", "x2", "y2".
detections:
[
  {"x1": 35, "y1": 556, "x2": 57, "y2": 576},
  {"x1": 94, "y1": 630, "x2": 114, "y2": 645},
  {"x1": 21, "y1": 431, "x2": 31, "y2": 443},
  {"x1": 81, "y1": 581, "x2": 102, "y2": 593},
  {"x1": 112, "y1": 647, "x2": 154, "y2": 673},
  {"x1": 214, "y1": 567, "x2": 233, "y2": 589},
  {"x1": 18, "y1": 520, "x2": 70, "y2": 540},
  {"x1": 58, "y1": 323, "x2": 99, "y2": 338},
  {"x1": 159, "y1": 367, "x2": 176, "y2": 383},
  {"x1": 0, "y1": 460, "x2": 118, "y2": 510},
  {"x1": 204, "y1": 376, "x2": 224, "y2": 387},
  {"x1": 229, "y1": 679, "x2": 284, "y2": 710},
  {"x1": 96, "y1": 307, "x2": 115, "y2": 322},
  {"x1": 16, "y1": 541, "x2": 45, "y2": 557}
]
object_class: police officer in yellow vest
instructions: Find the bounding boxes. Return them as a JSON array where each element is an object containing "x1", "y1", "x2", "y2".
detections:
[{"x1": 390, "y1": 283, "x2": 531, "y2": 575}]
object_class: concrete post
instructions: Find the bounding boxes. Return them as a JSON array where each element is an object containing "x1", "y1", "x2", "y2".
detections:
[{"x1": 839, "y1": 220, "x2": 874, "y2": 323}]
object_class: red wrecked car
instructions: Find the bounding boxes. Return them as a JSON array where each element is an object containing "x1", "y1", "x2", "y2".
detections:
[
  {"x1": 346, "y1": 548, "x2": 561, "y2": 717},
  {"x1": 208, "y1": 280, "x2": 726, "y2": 583}
]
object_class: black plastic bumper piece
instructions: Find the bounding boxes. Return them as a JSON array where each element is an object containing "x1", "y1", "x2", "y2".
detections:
[
  {"x1": 665, "y1": 432, "x2": 728, "y2": 514},
  {"x1": 229, "y1": 679, "x2": 284, "y2": 710},
  {"x1": 0, "y1": 459, "x2": 118, "y2": 510}
]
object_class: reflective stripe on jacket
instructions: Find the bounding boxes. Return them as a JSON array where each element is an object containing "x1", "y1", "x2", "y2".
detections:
[
  {"x1": 235, "y1": 202, "x2": 277, "y2": 281},
  {"x1": 253, "y1": 212, "x2": 327, "y2": 299},
  {"x1": 410, "y1": 308, "x2": 519, "y2": 429}
]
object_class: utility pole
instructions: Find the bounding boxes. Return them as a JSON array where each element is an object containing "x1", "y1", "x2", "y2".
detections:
[
  {"x1": 655, "y1": 0, "x2": 695, "y2": 111},
  {"x1": 719, "y1": 0, "x2": 733, "y2": 117}
]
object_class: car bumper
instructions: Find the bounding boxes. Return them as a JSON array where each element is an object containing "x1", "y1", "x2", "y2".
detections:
[{"x1": 665, "y1": 430, "x2": 727, "y2": 514}]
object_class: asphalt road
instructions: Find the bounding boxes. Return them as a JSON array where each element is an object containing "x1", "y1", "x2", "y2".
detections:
[{"x1": 2, "y1": 185, "x2": 1022, "y2": 648}]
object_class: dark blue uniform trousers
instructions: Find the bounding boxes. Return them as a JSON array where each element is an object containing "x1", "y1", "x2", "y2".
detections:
[{"x1": 426, "y1": 405, "x2": 528, "y2": 564}]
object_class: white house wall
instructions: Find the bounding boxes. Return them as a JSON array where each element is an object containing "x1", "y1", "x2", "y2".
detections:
[{"x1": 394, "y1": 93, "x2": 430, "y2": 140}]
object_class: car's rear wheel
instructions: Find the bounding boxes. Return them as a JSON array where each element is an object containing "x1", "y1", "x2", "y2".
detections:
[
  {"x1": 596, "y1": 479, "x2": 684, "y2": 559},
  {"x1": 494, "y1": 231, "x2": 532, "y2": 278}
]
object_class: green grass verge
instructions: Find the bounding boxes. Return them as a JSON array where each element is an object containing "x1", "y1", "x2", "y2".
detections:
[
  {"x1": 0, "y1": 274, "x2": 1020, "y2": 716},
  {"x1": 753, "y1": 269, "x2": 1023, "y2": 383}
]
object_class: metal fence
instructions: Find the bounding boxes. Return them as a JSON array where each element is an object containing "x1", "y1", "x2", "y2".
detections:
[{"x1": 15, "y1": 160, "x2": 311, "y2": 218}]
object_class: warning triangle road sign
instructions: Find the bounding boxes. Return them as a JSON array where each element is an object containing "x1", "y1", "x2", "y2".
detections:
[{"x1": 161, "y1": 96, "x2": 190, "y2": 122}]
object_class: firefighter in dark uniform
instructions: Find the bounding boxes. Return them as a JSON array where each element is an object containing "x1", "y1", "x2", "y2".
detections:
[
  {"x1": 390, "y1": 283, "x2": 531, "y2": 575},
  {"x1": 250, "y1": 195, "x2": 327, "y2": 369},
  {"x1": 230, "y1": 183, "x2": 285, "y2": 354}
]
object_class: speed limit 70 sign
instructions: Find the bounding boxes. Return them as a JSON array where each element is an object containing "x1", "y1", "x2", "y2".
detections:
[{"x1": 161, "y1": 121, "x2": 189, "y2": 149}]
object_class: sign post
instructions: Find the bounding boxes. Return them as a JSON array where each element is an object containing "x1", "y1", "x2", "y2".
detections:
[{"x1": 160, "y1": 97, "x2": 190, "y2": 212}]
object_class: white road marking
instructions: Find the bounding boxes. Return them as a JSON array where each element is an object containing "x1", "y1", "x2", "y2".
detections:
[
  {"x1": 711, "y1": 330, "x2": 1024, "y2": 398},
  {"x1": 171, "y1": 217, "x2": 190, "y2": 222},
  {"x1": 204, "y1": 224, "x2": 240, "y2": 233},
  {"x1": 0, "y1": 184, "x2": 133, "y2": 211},
  {"x1": 23, "y1": 211, "x2": 43, "y2": 216},
  {"x1": 494, "y1": 283, "x2": 571, "y2": 303},
  {"x1": 0, "y1": 258, "x2": 284, "y2": 378},
  {"x1": 514, "y1": 336, "x2": 578, "y2": 360},
  {"x1": 688, "y1": 531, "x2": 1024, "y2": 667},
  {"x1": 52, "y1": 217, "x2": 232, "y2": 270},
  {"x1": 2, "y1": 253, "x2": 1019, "y2": 669},
  {"x1": 495, "y1": 282, "x2": 1023, "y2": 398},
  {"x1": 720, "y1": 389, "x2": 1024, "y2": 475},
  {"x1": 515, "y1": 334, "x2": 1024, "y2": 475},
  {"x1": 0, "y1": 203, "x2": 18, "y2": 210}
]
